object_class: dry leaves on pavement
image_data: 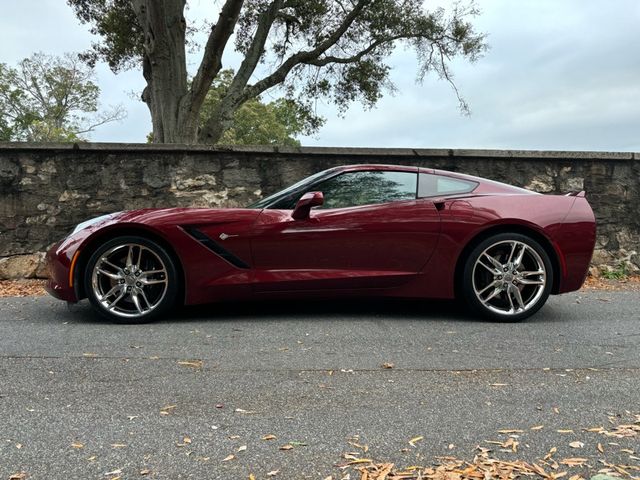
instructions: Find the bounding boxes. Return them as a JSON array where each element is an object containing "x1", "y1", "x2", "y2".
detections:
[
  {"x1": 0, "y1": 280, "x2": 46, "y2": 297},
  {"x1": 337, "y1": 413, "x2": 640, "y2": 480}
]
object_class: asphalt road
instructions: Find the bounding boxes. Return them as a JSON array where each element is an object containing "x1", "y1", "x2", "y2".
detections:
[{"x1": 1, "y1": 290, "x2": 639, "y2": 479}]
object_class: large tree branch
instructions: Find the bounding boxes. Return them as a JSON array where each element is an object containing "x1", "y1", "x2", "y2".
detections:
[
  {"x1": 225, "y1": 0, "x2": 285, "y2": 99},
  {"x1": 199, "y1": 0, "x2": 285, "y2": 142},
  {"x1": 305, "y1": 36, "x2": 404, "y2": 66},
  {"x1": 240, "y1": 0, "x2": 368, "y2": 102},
  {"x1": 190, "y1": 0, "x2": 245, "y2": 108}
]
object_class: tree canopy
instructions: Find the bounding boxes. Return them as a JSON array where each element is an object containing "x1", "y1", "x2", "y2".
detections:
[
  {"x1": 0, "y1": 52, "x2": 125, "y2": 142},
  {"x1": 68, "y1": 0, "x2": 486, "y2": 144}
]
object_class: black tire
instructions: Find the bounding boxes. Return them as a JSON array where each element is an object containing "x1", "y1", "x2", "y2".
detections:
[
  {"x1": 84, "y1": 235, "x2": 178, "y2": 323},
  {"x1": 462, "y1": 232, "x2": 553, "y2": 322}
]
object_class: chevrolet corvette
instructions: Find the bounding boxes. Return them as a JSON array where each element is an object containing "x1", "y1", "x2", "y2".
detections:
[{"x1": 45, "y1": 164, "x2": 596, "y2": 323}]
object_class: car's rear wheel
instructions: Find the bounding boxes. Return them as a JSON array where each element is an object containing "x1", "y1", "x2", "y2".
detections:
[
  {"x1": 84, "y1": 235, "x2": 178, "y2": 323},
  {"x1": 462, "y1": 233, "x2": 553, "y2": 322}
]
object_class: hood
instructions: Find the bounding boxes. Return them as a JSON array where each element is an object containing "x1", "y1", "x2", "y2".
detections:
[{"x1": 109, "y1": 207, "x2": 262, "y2": 228}]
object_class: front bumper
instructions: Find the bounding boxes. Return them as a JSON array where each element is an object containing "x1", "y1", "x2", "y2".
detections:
[{"x1": 45, "y1": 240, "x2": 79, "y2": 303}]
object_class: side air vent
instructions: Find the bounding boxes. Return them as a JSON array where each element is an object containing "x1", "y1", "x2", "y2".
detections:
[{"x1": 182, "y1": 226, "x2": 250, "y2": 269}]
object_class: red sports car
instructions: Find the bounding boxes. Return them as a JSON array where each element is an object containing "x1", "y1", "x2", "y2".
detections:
[{"x1": 45, "y1": 164, "x2": 596, "y2": 323}]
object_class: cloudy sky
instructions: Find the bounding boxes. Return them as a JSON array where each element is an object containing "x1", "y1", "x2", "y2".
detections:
[{"x1": 1, "y1": 0, "x2": 639, "y2": 151}]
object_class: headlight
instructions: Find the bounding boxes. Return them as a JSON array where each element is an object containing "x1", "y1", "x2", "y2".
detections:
[{"x1": 71, "y1": 214, "x2": 113, "y2": 235}]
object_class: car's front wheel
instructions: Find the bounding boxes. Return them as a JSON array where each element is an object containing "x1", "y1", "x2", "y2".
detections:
[
  {"x1": 84, "y1": 235, "x2": 178, "y2": 323},
  {"x1": 462, "y1": 233, "x2": 553, "y2": 322}
]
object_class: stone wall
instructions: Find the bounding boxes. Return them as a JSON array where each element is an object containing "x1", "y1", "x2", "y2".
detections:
[{"x1": 1, "y1": 143, "x2": 638, "y2": 279}]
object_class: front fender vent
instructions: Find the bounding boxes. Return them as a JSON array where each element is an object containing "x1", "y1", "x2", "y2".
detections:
[{"x1": 182, "y1": 226, "x2": 250, "y2": 269}]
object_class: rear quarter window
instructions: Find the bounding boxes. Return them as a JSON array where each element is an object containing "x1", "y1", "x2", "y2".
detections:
[{"x1": 418, "y1": 173, "x2": 478, "y2": 198}]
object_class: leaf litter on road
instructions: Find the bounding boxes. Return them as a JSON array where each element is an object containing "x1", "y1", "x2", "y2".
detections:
[{"x1": 332, "y1": 413, "x2": 640, "y2": 480}]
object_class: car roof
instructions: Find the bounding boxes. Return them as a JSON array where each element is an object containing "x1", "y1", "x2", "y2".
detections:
[
  {"x1": 330, "y1": 164, "x2": 434, "y2": 174},
  {"x1": 324, "y1": 164, "x2": 534, "y2": 195}
]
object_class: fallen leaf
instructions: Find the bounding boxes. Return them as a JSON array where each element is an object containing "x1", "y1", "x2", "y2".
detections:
[
  {"x1": 177, "y1": 359, "x2": 203, "y2": 369},
  {"x1": 235, "y1": 408, "x2": 256, "y2": 414},
  {"x1": 71, "y1": 442, "x2": 84, "y2": 449},
  {"x1": 104, "y1": 470, "x2": 122, "y2": 476},
  {"x1": 15, "y1": 443, "x2": 23, "y2": 449},
  {"x1": 503, "y1": 437, "x2": 519, "y2": 453},
  {"x1": 183, "y1": 436, "x2": 192, "y2": 444},
  {"x1": 498, "y1": 429, "x2": 524, "y2": 434},
  {"x1": 561, "y1": 458, "x2": 588, "y2": 466},
  {"x1": 267, "y1": 470, "x2": 280, "y2": 477},
  {"x1": 238, "y1": 445, "x2": 247, "y2": 452},
  {"x1": 83, "y1": 352, "x2": 98, "y2": 357},
  {"x1": 262, "y1": 434, "x2": 277, "y2": 441},
  {"x1": 381, "y1": 362, "x2": 394, "y2": 369},
  {"x1": 111, "y1": 443, "x2": 127, "y2": 448},
  {"x1": 448, "y1": 443, "x2": 455, "y2": 450},
  {"x1": 279, "y1": 444, "x2": 294, "y2": 450},
  {"x1": 557, "y1": 429, "x2": 574, "y2": 434},
  {"x1": 569, "y1": 441, "x2": 584, "y2": 449},
  {"x1": 531, "y1": 425, "x2": 544, "y2": 431},
  {"x1": 545, "y1": 447, "x2": 558, "y2": 460},
  {"x1": 9, "y1": 473, "x2": 27, "y2": 480},
  {"x1": 490, "y1": 383, "x2": 508, "y2": 387},
  {"x1": 140, "y1": 469, "x2": 151, "y2": 476},
  {"x1": 160, "y1": 404, "x2": 177, "y2": 416},
  {"x1": 584, "y1": 427, "x2": 604, "y2": 433},
  {"x1": 222, "y1": 454, "x2": 235, "y2": 462},
  {"x1": 409, "y1": 436, "x2": 423, "y2": 447},
  {"x1": 597, "y1": 443, "x2": 604, "y2": 453}
]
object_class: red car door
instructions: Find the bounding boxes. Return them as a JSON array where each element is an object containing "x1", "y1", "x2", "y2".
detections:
[{"x1": 249, "y1": 170, "x2": 441, "y2": 292}]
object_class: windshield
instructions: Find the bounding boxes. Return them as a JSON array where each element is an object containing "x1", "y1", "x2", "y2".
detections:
[{"x1": 246, "y1": 168, "x2": 337, "y2": 209}]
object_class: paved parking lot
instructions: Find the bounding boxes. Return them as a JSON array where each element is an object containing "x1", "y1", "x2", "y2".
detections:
[{"x1": 1, "y1": 290, "x2": 639, "y2": 479}]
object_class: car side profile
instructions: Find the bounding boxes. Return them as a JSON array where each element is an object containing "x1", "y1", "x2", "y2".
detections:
[{"x1": 45, "y1": 164, "x2": 596, "y2": 323}]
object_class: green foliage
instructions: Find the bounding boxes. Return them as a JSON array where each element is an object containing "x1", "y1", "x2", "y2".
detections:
[
  {"x1": 0, "y1": 52, "x2": 125, "y2": 142},
  {"x1": 601, "y1": 263, "x2": 630, "y2": 280},
  {"x1": 199, "y1": 70, "x2": 324, "y2": 145},
  {"x1": 67, "y1": 0, "x2": 144, "y2": 71}
]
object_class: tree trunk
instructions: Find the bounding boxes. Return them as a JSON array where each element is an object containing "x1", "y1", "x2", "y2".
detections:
[
  {"x1": 132, "y1": 0, "x2": 198, "y2": 144},
  {"x1": 197, "y1": 105, "x2": 235, "y2": 144}
]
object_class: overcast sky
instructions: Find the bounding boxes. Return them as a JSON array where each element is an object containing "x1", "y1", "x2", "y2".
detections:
[{"x1": 1, "y1": 0, "x2": 639, "y2": 151}]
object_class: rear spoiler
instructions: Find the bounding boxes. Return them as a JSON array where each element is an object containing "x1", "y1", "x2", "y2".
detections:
[{"x1": 564, "y1": 191, "x2": 586, "y2": 197}]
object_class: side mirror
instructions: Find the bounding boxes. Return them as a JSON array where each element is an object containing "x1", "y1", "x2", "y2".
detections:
[{"x1": 292, "y1": 191, "x2": 324, "y2": 220}]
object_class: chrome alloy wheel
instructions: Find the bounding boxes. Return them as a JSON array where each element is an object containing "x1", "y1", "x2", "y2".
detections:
[
  {"x1": 91, "y1": 243, "x2": 169, "y2": 319},
  {"x1": 471, "y1": 240, "x2": 547, "y2": 317}
]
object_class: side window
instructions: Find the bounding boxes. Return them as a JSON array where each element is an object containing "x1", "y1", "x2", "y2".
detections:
[
  {"x1": 418, "y1": 173, "x2": 477, "y2": 198},
  {"x1": 315, "y1": 170, "x2": 417, "y2": 209}
]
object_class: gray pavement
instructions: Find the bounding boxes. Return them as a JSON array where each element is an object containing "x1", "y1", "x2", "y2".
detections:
[{"x1": 0, "y1": 290, "x2": 639, "y2": 479}]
